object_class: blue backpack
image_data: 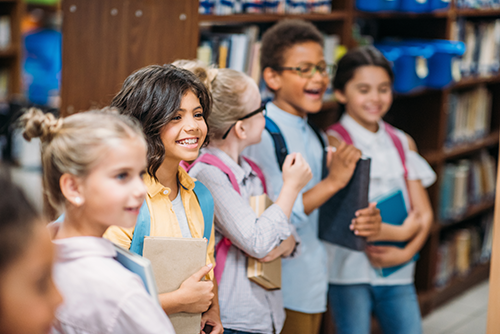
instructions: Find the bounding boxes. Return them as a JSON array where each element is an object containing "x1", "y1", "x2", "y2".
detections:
[{"x1": 129, "y1": 180, "x2": 214, "y2": 256}]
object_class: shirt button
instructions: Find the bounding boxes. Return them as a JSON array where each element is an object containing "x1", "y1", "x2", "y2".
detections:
[{"x1": 163, "y1": 190, "x2": 169, "y2": 195}]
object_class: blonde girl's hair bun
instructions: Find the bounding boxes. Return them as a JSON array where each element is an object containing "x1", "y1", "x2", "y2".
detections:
[
  {"x1": 20, "y1": 107, "x2": 63, "y2": 143},
  {"x1": 172, "y1": 59, "x2": 218, "y2": 91}
]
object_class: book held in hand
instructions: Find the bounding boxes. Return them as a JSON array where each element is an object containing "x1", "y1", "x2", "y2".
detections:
[
  {"x1": 247, "y1": 193, "x2": 282, "y2": 290},
  {"x1": 318, "y1": 158, "x2": 371, "y2": 251},
  {"x1": 113, "y1": 244, "x2": 160, "y2": 304},
  {"x1": 371, "y1": 189, "x2": 419, "y2": 277},
  {"x1": 143, "y1": 237, "x2": 207, "y2": 334}
]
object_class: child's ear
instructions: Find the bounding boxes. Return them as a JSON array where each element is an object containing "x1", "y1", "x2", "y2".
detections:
[
  {"x1": 334, "y1": 89, "x2": 347, "y2": 104},
  {"x1": 60, "y1": 173, "x2": 85, "y2": 207},
  {"x1": 233, "y1": 120, "x2": 247, "y2": 140},
  {"x1": 262, "y1": 67, "x2": 282, "y2": 92}
]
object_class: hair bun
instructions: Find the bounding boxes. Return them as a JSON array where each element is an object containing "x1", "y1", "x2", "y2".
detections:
[{"x1": 21, "y1": 108, "x2": 63, "y2": 143}]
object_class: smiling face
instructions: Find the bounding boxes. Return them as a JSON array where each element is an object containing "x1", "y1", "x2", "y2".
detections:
[
  {"x1": 335, "y1": 65, "x2": 393, "y2": 132},
  {"x1": 160, "y1": 90, "x2": 208, "y2": 164},
  {"x1": 78, "y1": 136, "x2": 148, "y2": 232},
  {"x1": 0, "y1": 223, "x2": 62, "y2": 334},
  {"x1": 273, "y1": 41, "x2": 329, "y2": 117}
]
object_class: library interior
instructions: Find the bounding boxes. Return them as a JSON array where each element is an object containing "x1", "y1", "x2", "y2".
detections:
[{"x1": 1, "y1": 0, "x2": 500, "y2": 334}]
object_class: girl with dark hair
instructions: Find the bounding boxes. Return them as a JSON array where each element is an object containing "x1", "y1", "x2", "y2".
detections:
[
  {"x1": 0, "y1": 170, "x2": 62, "y2": 334},
  {"x1": 324, "y1": 46, "x2": 436, "y2": 334},
  {"x1": 105, "y1": 64, "x2": 223, "y2": 333}
]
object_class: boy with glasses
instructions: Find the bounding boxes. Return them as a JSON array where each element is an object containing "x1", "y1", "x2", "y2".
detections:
[{"x1": 244, "y1": 19, "x2": 382, "y2": 334}]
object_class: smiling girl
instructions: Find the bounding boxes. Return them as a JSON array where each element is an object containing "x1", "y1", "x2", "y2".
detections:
[
  {"x1": 20, "y1": 108, "x2": 174, "y2": 334},
  {"x1": 105, "y1": 64, "x2": 222, "y2": 333}
]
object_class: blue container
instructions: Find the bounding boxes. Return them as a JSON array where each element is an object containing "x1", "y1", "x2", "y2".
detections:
[
  {"x1": 403, "y1": 40, "x2": 466, "y2": 88},
  {"x1": 400, "y1": 0, "x2": 429, "y2": 12},
  {"x1": 429, "y1": 0, "x2": 450, "y2": 11},
  {"x1": 376, "y1": 43, "x2": 434, "y2": 93},
  {"x1": 356, "y1": 0, "x2": 400, "y2": 12}
]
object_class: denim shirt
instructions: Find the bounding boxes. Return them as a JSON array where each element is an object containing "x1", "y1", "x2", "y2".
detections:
[{"x1": 243, "y1": 102, "x2": 328, "y2": 314}]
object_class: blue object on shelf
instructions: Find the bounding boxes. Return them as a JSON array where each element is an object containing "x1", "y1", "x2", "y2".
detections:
[
  {"x1": 356, "y1": 0, "x2": 400, "y2": 12},
  {"x1": 400, "y1": 0, "x2": 429, "y2": 12},
  {"x1": 429, "y1": 0, "x2": 450, "y2": 11},
  {"x1": 376, "y1": 43, "x2": 434, "y2": 93},
  {"x1": 403, "y1": 39, "x2": 466, "y2": 88}
]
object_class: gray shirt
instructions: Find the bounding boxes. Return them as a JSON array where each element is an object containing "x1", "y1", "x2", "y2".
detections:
[
  {"x1": 171, "y1": 189, "x2": 192, "y2": 238},
  {"x1": 189, "y1": 147, "x2": 297, "y2": 334}
]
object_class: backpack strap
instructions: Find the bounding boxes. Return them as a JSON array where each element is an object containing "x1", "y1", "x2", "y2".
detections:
[
  {"x1": 264, "y1": 116, "x2": 288, "y2": 171},
  {"x1": 130, "y1": 200, "x2": 151, "y2": 256},
  {"x1": 327, "y1": 123, "x2": 354, "y2": 145},
  {"x1": 242, "y1": 156, "x2": 267, "y2": 194},
  {"x1": 188, "y1": 154, "x2": 240, "y2": 194},
  {"x1": 384, "y1": 122, "x2": 408, "y2": 179},
  {"x1": 129, "y1": 182, "x2": 214, "y2": 257}
]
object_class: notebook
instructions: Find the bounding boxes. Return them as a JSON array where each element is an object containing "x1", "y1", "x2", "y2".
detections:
[
  {"x1": 318, "y1": 158, "x2": 371, "y2": 251},
  {"x1": 372, "y1": 189, "x2": 419, "y2": 277},
  {"x1": 113, "y1": 244, "x2": 160, "y2": 305},
  {"x1": 247, "y1": 193, "x2": 282, "y2": 290},
  {"x1": 143, "y1": 237, "x2": 207, "y2": 334}
]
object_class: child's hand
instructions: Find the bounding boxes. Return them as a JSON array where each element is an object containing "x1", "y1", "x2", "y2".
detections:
[
  {"x1": 365, "y1": 244, "x2": 413, "y2": 268},
  {"x1": 177, "y1": 264, "x2": 214, "y2": 313},
  {"x1": 350, "y1": 203, "x2": 381, "y2": 237},
  {"x1": 282, "y1": 153, "x2": 312, "y2": 192},
  {"x1": 259, "y1": 235, "x2": 296, "y2": 262},
  {"x1": 326, "y1": 141, "x2": 362, "y2": 189}
]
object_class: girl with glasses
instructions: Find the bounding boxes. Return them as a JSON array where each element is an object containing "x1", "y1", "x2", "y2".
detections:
[{"x1": 176, "y1": 60, "x2": 313, "y2": 334}]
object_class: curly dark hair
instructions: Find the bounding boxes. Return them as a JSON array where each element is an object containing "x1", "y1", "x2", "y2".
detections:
[
  {"x1": 111, "y1": 64, "x2": 212, "y2": 181},
  {"x1": 260, "y1": 19, "x2": 324, "y2": 72}
]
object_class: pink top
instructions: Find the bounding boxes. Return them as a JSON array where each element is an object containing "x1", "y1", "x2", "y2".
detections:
[{"x1": 51, "y1": 237, "x2": 175, "y2": 334}]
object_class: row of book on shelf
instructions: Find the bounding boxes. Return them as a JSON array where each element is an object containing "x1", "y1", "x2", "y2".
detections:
[
  {"x1": 439, "y1": 149, "x2": 497, "y2": 222},
  {"x1": 456, "y1": 0, "x2": 500, "y2": 8},
  {"x1": 435, "y1": 210, "x2": 493, "y2": 288},
  {"x1": 199, "y1": 0, "x2": 333, "y2": 15},
  {"x1": 452, "y1": 18, "x2": 500, "y2": 78},
  {"x1": 197, "y1": 25, "x2": 344, "y2": 100},
  {"x1": 445, "y1": 85, "x2": 492, "y2": 149}
]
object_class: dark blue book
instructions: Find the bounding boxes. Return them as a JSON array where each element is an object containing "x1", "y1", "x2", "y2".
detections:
[{"x1": 372, "y1": 190, "x2": 419, "y2": 277}]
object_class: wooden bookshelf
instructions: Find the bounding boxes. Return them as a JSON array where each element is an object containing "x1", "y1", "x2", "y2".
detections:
[
  {"x1": 0, "y1": 0, "x2": 22, "y2": 100},
  {"x1": 60, "y1": 0, "x2": 497, "y2": 326}
]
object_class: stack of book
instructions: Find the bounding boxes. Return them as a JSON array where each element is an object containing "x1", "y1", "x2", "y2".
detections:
[
  {"x1": 438, "y1": 150, "x2": 497, "y2": 221},
  {"x1": 456, "y1": 0, "x2": 500, "y2": 9},
  {"x1": 445, "y1": 85, "x2": 492, "y2": 148},
  {"x1": 434, "y1": 211, "x2": 494, "y2": 287},
  {"x1": 451, "y1": 18, "x2": 500, "y2": 78},
  {"x1": 199, "y1": 0, "x2": 332, "y2": 15},
  {"x1": 197, "y1": 26, "x2": 341, "y2": 101}
]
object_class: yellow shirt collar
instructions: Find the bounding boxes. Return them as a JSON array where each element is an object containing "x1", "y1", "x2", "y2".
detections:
[{"x1": 144, "y1": 165, "x2": 195, "y2": 198}]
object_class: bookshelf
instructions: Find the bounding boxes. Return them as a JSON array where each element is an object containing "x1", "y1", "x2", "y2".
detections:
[
  {"x1": 0, "y1": 0, "x2": 22, "y2": 101},
  {"x1": 60, "y1": 0, "x2": 498, "y2": 325}
]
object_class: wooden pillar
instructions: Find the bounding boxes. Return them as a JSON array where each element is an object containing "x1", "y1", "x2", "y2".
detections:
[{"x1": 486, "y1": 136, "x2": 500, "y2": 333}]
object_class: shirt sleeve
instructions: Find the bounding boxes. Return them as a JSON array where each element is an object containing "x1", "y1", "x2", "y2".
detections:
[
  {"x1": 103, "y1": 226, "x2": 134, "y2": 250},
  {"x1": 112, "y1": 290, "x2": 175, "y2": 334},
  {"x1": 244, "y1": 130, "x2": 311, "y2": 231},
  {"x1": 406, "y1": 150, "x2": 437, "y2": 188},
  {"x1": 193, "y1": 165, "x2": 292, "y2": 259}
]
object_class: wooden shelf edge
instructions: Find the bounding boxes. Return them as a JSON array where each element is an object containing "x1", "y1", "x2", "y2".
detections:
[
  {"x1": 437, "y1": 200, "x2": 495, "y2": 230},
  {"x1": 0, "y1": 47, "x2": 19, "y2": 58},
  {"x1": 442, "y1": 131, "x2": 500, "y2": 160},
  {"x1": 452, "y1": 75, "x2": 500, "y2": 89},
  {"x1": 199, "y1": 11, "x2": 347, "y2": 23},
  {"x1": 419, "y1": 262, "x2": 490, "y2": 315},
  {"x1": 355, "y1": 10, "x2": 448, "y2": 19},
  {"x1": 456, "y1": 8, "x2": 500, "y2": 17}
]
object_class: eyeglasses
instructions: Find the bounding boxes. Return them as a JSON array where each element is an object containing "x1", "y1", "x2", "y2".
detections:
[
  {"x1": 277, "y1": 62, "x2": 336, "y2": 78},
  {"x1": 222, "y1": 105, "x2": 267, "y2": 140}
]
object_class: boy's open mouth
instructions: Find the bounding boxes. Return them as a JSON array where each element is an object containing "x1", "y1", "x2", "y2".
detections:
[{"x1": 304, "y1": 88, "x2": 323, "y2": 98}]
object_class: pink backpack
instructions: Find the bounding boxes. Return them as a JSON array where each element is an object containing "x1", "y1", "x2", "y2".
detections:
[
  {"x1": 328, "y1": 122, "x2": 408, "y2": 179},
  {"x1": 186, "y1": 153, "x2": 267, "y2": 285}
]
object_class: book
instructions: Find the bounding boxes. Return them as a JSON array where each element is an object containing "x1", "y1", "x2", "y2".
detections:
[
  {"x1": 318, "y1": 158, "x2": 371, "y2": 251},
  {"x1": 113, "y1": 244, "x2": 160, "y2": 304},
  {"x1": 247, "y1": 193, "x2": 282, "y2": 290},
  {"x1": 143, "y1": 237, "x2": 207, "y2": 334},
  {"x1": 371, "y1": 190, "x2": 419, "y2": 277}
]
